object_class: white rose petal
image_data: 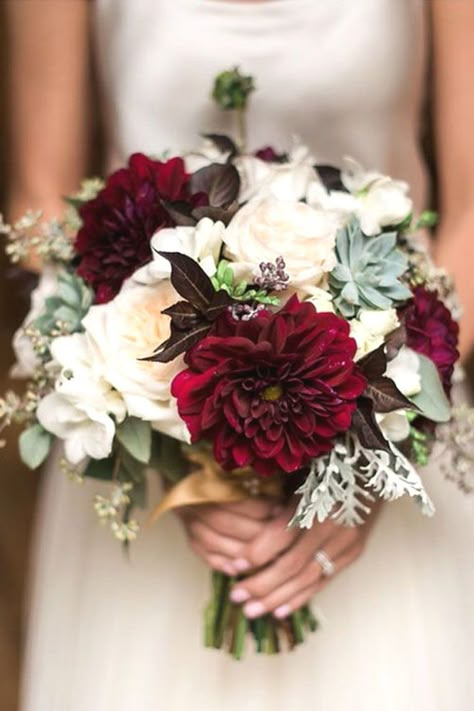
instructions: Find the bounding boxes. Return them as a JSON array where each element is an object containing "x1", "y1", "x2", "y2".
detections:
[
  {"x1": 184, "y1": 138, "x2": 231, "y2": 173},
  {"x1": 350, "y1": 308, "x2": 400, "y2": 360},
  {"x1": 386, "y1": 346, "x2": 422, "y2": 397},
  {"x1": 82, "y1": 279, "x2": 190, "y2": 442},
  {"x1": 376, "y1": 410, "x2": 410, "y2": 443},
  {"x1": 223, "y1": 196, "x2": 340, "y2": 293}
]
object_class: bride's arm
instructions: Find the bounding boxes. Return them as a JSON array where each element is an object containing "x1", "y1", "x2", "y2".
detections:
[
  {"x1": 431, "y1": 0, "x2": 474, "y2": 360},
  {"x1": 5, "y1": 0, "x2": 90, "y2": 270}
]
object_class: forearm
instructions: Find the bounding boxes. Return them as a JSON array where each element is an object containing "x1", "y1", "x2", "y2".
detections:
[
  {"x1": 5, "y1": 0, "x2": 90, "y2": 217},
  {"x1": 435, "y1": 208, "x2": 474, "y2": 361}
]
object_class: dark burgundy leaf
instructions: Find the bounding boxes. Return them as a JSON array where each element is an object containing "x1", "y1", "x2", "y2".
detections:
[
  {"x1": 161, "y1": 201, "x2": 197, "y2": 227},
  {"x1": 189, "y1": 164, "x2": 240, "y2": 208},
  {"x1": 146, "y1": 323, "x2": 212, "y2": 363},
  {"x1": 202, "y1": 133, "x2": 238, "y2": 158},
  {"x1": 385, "y1": 324, "x2": 407, "y2": 361},
  {"x1": 158, "y1": 251, "x2": 215, "y2": 312},
  {"x1": 206, "y1": 289, "x2": 233, "y2": 321},
  {"x1": 192, "y1": 201, "x2": 239, "y2": 225},
  {"x1": 364, "y1": 376, "x2": 414, "y2": 413},
  {"x1": 352, "y1": 397, "x2": 390, "y2": 451},
  {"x1": 357, "y1": 343, "x2": 387, "y2": 380},
  {"x1": 162, "y1": 301, "x2": 202, "y2": 330},
  {"x1": 314, "y1": 165, "x2": 347, "y2": 193}
]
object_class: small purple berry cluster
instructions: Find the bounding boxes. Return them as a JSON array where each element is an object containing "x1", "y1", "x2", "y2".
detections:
[{"x1": 254, "y1": 256, "x2": 289, "y2": 292}]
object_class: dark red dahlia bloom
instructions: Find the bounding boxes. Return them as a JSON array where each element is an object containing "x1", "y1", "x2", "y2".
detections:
[
  {"x1": 75, "y1": 154, "x2": 203, "y2": 303},
  {"x1": 403, "y1": 285, "x2": 459, "y2": 395},
  {"x1": 171, "y1": 296, "x2": 366, "y2": 476}
]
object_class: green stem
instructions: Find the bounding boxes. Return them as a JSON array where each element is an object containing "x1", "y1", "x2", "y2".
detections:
[{"x1": 236, "y1": 107, "x2": 247, "y2": 152}]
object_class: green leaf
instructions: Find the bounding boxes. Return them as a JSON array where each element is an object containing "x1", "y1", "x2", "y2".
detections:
[
  {"x1": 408, "y1": 353, "x2": 451, "y2": 423},
  {"x1": 83, "y1": 456, "x2": 115, "y2": 480},
  {"x1": 116, "y1": 418, "x2": 152, "y2": 464},
  {"x1": 19, "y1": 424, "x2": 52, "y2": 469},
  {"x1": 149, "y1": 432, "x2": 188, "y2": 483}
]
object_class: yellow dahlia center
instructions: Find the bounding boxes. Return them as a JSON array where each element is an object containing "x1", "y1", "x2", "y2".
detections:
[{"x1": 261, "y1": 384, "x2": 283, "y2": 402}]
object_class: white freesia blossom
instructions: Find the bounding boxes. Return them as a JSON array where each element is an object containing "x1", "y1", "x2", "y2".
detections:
[
  {"x1": 376, "y1": 410, "x2": 410, "y2": 443},
  {"x1": 11, "y1": 266, "x2": 58, "y2": 378},
  {"x1": 341, "y1": 158, "x2": 413, "y2": 236},
  {"x1": 184, "y1": 137, "x2": 231, "y2": 173},
  {"x1": 306, "y1": 287, "x2": 335, "y2": 313},
  {"x1": 131, "y1": 218, "x2": 225, "y2": 285},
  {"x1": 36, "y1": 333, "x2": 126, "y2": 464},
  {"x1": 350, "y1": 308, "x2": 400, "y2": 360},
  {"x1": 223, "y1": 196, "x2": 340, "y2": 292},
  {"x1": 235, "y1": 141, "x2": 318, "y2": 202},
  {"x1": 386, "y1": 346, "x2": 422, "y2": 397},
  {"x1": 82, "y1": 280, "x2": 190, "y2": 443}
]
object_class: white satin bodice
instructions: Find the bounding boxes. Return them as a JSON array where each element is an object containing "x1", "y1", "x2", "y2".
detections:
[{"x1": 94, "y1": 0, "x2": 428, "y2": 208}]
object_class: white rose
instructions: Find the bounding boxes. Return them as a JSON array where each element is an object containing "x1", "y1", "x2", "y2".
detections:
[
  {"x1": 385, "y1": 346, "x2": 421, "y2": 397},
  {"x1": 223, "y1": 197, "x2": 340, "y2": 292},
  {"x1": 131, "y1": 218, "x2": 225, "y2": 286},
  {"x1": 236, "y1": 142, "x2": 319, "y2": 203},
  {"x1": 82, "y1": 279, "x2": 189, "y2": 442},
  {"x1": 341, "y1": 158, "x2": 413, "y2": 236},
  {"x1": 11, "y1": 266, "x2": 58, "y2": 378},
  {"x1": 36, "y1": 333, "x2": 126, "y2": 464},
  {"x1": 350, "y1": 308, "x2": 400, "y2": 360}
]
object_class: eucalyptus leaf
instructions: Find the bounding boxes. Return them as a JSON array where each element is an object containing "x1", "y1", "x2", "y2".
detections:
[
  {"x1": 116, "y1": 418, "x2": 152, "y2": 464},
  {"x1": 19, "y1": 424, "x2": 52, "y2": 469},
  {"x1": 408, "y1": 353, "x2": 451, "y2": 423},
  {"x1": 149, "y1": 432, "x2": 188, "y2": 483}
]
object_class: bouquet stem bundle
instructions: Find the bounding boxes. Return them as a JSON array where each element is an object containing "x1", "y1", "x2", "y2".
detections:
[{"x1": 204, "y1": 571, "x2": 318, "y2": 660}]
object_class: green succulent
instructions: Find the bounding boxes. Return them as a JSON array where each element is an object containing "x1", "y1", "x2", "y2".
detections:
[
  {"x1": 33, "y1": 271, "x2": 94, "y2": 336},
  {"x1": 329, "y1": 219, "x2": 412, "y2": 318}
]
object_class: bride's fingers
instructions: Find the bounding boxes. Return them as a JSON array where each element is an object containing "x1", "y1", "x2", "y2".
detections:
[
  {"x1": 234, "y1": 526, "x2": 362, "y2": 615},
  {"x1": 188, "y1": 539, "x2": 237, "y2": 576},
  {"x1": 190, "y1": 506, "x2": 268, "y2": 541},
  {"x1": 223, "y1": 499, "x2": 279, "y2": 520},
  {"x1": 185, "y1": 518, "x2": 244, "y2": 560},
  {"x1": 271, "y1": 547, "x2": 363, "y2": 619}
]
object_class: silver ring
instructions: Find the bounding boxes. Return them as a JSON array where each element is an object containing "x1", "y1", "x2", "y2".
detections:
[{"x1": 314, "y1": 550, "x2": 335, "y2": 577}]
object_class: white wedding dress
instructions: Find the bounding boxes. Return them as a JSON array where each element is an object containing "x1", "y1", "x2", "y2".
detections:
[{"x1": 21, "y1": 1, "x2": 474, "y2": 709}]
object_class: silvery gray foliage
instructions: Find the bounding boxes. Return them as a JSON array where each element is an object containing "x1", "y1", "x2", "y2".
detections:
[
  {"x1": 329, "y1": 218, "x2": 412, "y2": 318},
  {"x1": 361, "y1": 443, "x2": 435, "y2": 516},
  {"x1": 290, "y1": 435, "x2": 375, "y2": 529},
  {"x1": 291, "y1": 433, "x2": 434, "y2": 529}
]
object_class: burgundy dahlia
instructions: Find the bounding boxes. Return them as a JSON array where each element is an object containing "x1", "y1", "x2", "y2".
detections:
[
  {"x1": 403, "y1": 285, "x2": 459, "y2": 395},
  {"x1": 171, "y1": 296, "x2": 366, "y2": 476},
  {"x1": 75, "y1": 154, "x2": 202, "y2": 303}
]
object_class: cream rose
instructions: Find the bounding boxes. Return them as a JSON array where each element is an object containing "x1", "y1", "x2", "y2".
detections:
[
  {"x1": 223, "y1": 197, "x2": 340, "y2": 292},
  {"x1": 82, "y1": 280, "x2": 189, "y2": 442}
]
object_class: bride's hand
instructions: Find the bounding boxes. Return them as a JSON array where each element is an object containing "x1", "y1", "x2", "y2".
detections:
[
  {"x1": 177, "y1": 499, "x2": 280, "y2": 577},
  {"x1": 229, "y1": 499, "x2": 381, "y2": 619}
]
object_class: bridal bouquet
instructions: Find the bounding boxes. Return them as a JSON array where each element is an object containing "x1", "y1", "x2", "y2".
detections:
[{"x1": 1, "y1": 69, "x2": 472, "y2": 658}]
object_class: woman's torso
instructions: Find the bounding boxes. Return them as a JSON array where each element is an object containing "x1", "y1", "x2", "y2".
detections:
[{"x1": 94, "y1": 0, "x2": 428, "y2": 208}]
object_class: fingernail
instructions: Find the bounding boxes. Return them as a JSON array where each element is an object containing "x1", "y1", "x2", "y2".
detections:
[
  {"x1": 223, "y1": 563, "x2": 237, "y2": 577},
  {"x1": 230, "y1": 588, "x2": 250, "y2": 603},
  {"x1": 243, "y1": 601, "x2": 265, "y2": 619},
  {"x1": 274, "y1": 604, "x2": 291, "y2": 619},
  {"x1": 234, "y1": 558, "x2": 250, "y2": 572}
]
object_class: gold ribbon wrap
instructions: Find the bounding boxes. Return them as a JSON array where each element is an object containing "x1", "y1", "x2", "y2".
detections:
[{"x1": 151, "y1": 449, "x2": 283, "y2": 522}]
